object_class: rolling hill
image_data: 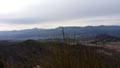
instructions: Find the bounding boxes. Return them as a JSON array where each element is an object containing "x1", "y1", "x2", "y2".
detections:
[{"x1": 0, "y1": 26, "x2": 120, "y2": 40}]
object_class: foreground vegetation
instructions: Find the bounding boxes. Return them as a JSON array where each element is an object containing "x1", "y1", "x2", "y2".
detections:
[{"x1": 0, "y1": 40, "x2": 120, "y2": 68}]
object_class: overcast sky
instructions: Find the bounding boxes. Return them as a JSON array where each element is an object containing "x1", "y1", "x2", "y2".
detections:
[{"x1": 0, "y1": 0, "x2": 120, "y2": 30}]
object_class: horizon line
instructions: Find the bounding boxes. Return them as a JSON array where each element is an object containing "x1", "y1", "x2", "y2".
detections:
[{"x1": 0, "y1": 25, "x2": 120, "y2": 32}]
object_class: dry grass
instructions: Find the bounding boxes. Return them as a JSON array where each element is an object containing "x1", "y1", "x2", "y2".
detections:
[{"x1": 0, "y1": 41, "x2": 120, "y2": 68}]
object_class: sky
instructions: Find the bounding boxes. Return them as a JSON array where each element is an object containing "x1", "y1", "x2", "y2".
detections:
[{"x1": 0, "y1": 0, "x2": 120, "y2": 30}]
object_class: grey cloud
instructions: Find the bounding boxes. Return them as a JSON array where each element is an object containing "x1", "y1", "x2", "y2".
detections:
[
  {"x1": 20, "y1": 0, "x2": 120, "y2": 21},
  {"x1": 0, "y1": 0, "x2": 120, "y2": 24},
  {"x1": 0, "y1": 18, "x2": 45, "y2": 24}
]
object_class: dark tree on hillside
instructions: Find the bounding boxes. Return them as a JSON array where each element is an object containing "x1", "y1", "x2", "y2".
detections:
[{"x1": 61, "y1": 27, "x2": 66, "y2": 42}]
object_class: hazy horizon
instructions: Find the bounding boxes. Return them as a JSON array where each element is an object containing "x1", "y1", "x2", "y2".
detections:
[
  {"x1": 0, "y1": 25, "x2": 119, "y2": 31},
  {"x1": 0, "y1": 0, "x2": 120, "y2": 30}
]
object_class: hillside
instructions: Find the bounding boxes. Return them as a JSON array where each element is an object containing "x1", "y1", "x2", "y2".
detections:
[{"x1": 0, "y1": 40, "x2": 120, "y2": 68}]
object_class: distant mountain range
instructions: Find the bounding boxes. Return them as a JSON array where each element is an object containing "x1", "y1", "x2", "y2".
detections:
[{"x1": 0, "y1": 26, "x2": 120, "y2": 40}]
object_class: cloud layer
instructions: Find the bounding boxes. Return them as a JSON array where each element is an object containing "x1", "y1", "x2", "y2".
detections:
[{"x1": 0, "y1": 0, "x2": 120, "y2": 30}]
